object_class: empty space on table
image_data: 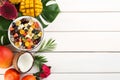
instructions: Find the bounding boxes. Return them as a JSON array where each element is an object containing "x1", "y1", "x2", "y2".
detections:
[
  {"x1": 45, "y1": 13, "x2": 120, "y2": 31},
  {"x1": 46, "y1": 74, "x2": 120, "y2": 80},
  {"x1": 44, "y1": 32, "x2": 120, "y2": 51},
  {"x1": 41, "y1": 53, "x2": 120, "y2": 73},
  {"x1": 1, "y1": 74, "x2": 120, "y2": 80},
  {"x1": 57, "y1": 0, "x2": 120, "y2": 11}
]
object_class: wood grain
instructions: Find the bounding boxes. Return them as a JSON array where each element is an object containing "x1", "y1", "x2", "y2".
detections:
[
  {"x1": 45, "y1": 13, "x2": 120, "y2": 31},
  {"x1": 1, "y1": 74, "x2": 120, "y2": 80},
  {"x1": 1, "y1": 0, "x2": 120, "y2": 79},
  {"x1": 44, "y1": 32, "x2": 120, "y2": 51},
  {"x1": 57, "y1": 0, "x2": 120, "y2": 11},
  {"x1": 45, "y1": 74, "x2": 120, "y2": 80},
  {"x1": 1, "y1": 53, "x2": 120, "y2": 74}
]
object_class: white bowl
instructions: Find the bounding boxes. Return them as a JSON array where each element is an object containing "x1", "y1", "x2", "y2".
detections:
[{"x1": 8, "y1": 16, "x2": 44, "y2": 51}]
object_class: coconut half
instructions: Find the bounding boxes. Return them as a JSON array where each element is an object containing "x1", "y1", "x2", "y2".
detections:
[{"x1": 13, "y1": 52, "x2": 34, "y2": 73}]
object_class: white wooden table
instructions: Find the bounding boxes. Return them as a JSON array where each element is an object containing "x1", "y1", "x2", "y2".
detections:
[{"x1": 1, "y1": 0, "x2": 120, "y2": 80}]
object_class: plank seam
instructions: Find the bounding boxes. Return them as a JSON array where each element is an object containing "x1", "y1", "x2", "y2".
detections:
[
  {"x1": 1, "y1": 72, "x2": 120, "y2": 75},
  {"x1": 12, "y1": 51, "x2": 120, "y2": 53},
  {"x1": 52, "y1": 72, "x2": 120, "y2": 74},
  {"x1": 45, "y1": 31, "x2": 120, "y2": 32},
  {"x1": 61, "y1": 11, "x2": 120, "y2": 13}
]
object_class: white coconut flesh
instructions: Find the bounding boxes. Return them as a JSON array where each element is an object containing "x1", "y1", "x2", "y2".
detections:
[{"x1": 17, "y1": 52, "x2": 34, "y2": 73}]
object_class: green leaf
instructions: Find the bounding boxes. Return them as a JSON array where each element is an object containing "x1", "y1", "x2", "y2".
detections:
[
  {"x1": 33, "y1": 72, "x2": 41, "y2": 80},
  {"x1": 18, "y1": 12, "x2": 23, "y2": 17},
  {"x1": 0, "y1": 30, "x2": 10, "y2": 45},
  {"x1": 36, "y1": 16, "x2": 48, "y2": 28},
  {"x1": 37, "y1": 0, "x2": 60, "y2": 28},
  {"x1": 41, "y1": 4, "x2": 60, "y2": 22},
  {"x1": 0, "y1": 17, "x2": 12, "y2": 45},
  {"x1": 0, "y1": 17, "x2": 12, "y2": 31},
  {"x1": 34, "y1": 56, "x2": 48, "y2": 69},
  {"x1": 37, "y1": 39, "x2": 56, "y2": 52}
]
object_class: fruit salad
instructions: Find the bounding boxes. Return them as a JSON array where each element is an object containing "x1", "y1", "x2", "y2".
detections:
[{"x1": 9, "y1": 16, "x2": 43, "y2": 50}]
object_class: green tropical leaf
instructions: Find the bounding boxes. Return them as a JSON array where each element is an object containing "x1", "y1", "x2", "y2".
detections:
[
  {"x1": 34, "y1": 55, "x2": 48, "y2": 68},
  {"x1": 36, "y1": 0, "x2": 60, "y2": 28},
  {"x1": 0, "y1": 17, "x2": 12, "y2": 31},
  {"x1": 0, "y1": 30, "x2": 10, "y2": 45},
  {"x1": 0, "y1": 16, "x2": 11, "y2": 45},
  {"x1": 42, "y1": 1, "x2": 60, "y2": 22},
  {"x1": 37, "y1": 39, "x2": 56, "y2": 52}
]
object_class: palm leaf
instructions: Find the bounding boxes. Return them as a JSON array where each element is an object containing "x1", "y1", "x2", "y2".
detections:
[
  {"x1": 37, "y1": 39, "x2": 56, "y2": 52},
  {"x1": 34, "y1": 55, "x2": 48, "y2": 68}
]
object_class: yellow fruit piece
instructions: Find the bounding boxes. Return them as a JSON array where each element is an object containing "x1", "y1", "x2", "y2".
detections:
[
  {"x1": 20, "y1": 6, "x2": 25, "y2": 10},
  {"x1": 21, "y1": 2, "x2": 25, "y2": 5},
  {"x1": 38, "y1": 32, "x2": 42, "y2": 37},
  {"x1": 24, "y1": 24, "x2": 28, "y2": 27},
  {"x1": 9, "y1": 0, "x2": 21, "y2": 4},
  {"x1": 31, "y1": 24, "x2": 35, "y2": 28},
  {"x1": 25, "y1": 5, "x2": 29, "y2": 8},
  {"x1": 30, "y1": 4, "x2": 34, "y2": 8},
  {"x1": 16, "y1": 20, "x2": 21, "y2": 26},
  {"x1": 25, "y1": 0, "x2": 29, "y2": 4},
  {"x1": 15, "y1": 42, "x2": 20, "y2": 47},
  {"x1": 20, "y1": 30, "x2": 25, "y2": 35},
  {"x1": 19, "y1": 0, "x2": 43, "y2": 17},
  {"x1": 21, "y1": 9, "x2": 25, "y2": 13},
  {"x1": 25, "y1": 41, "x2": 30, "y2": 47}
]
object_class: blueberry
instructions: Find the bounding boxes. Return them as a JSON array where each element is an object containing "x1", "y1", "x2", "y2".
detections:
[
  {"x1": 33, "y1": 39, "x2": 39, "y2": 44},
  {"x1": 27, "y1": 25, "x2": 31, "y2": 29},
  {"x1": 12, "y1": 22, "x2": 16, "y2": 28},
  {"x1": 10, "y1": 30, "x2": 15, "y2": 35},
  {"x1": 37, "y1": 37, "x2": 41, "y2": 42},
  {"x1": 21, "y1": 18, "x2": 29, "y2": 24},
  {"x1": 22, "y1": 42, "x2": 25, "y2": 46},
  {"x1": 14, "y1": 37, "x2": 19, "y2": 42},
  {"x1": 22, "y1": 27, "x2": 25, "y2": 30},
  {"x1": 32, "y1": 29, "x2": 36, "y2": 33},
  {"x1": 24, "y1": 29, "x2": 28, "y2": 32},
  {"x1": 14, "y1": 29, "x2": 18, "y2": 33},
  {"x1": 32, "y1": 30, "x2": 39, "y2": 34},
  {"x1": 31, "y1": 45, "x2": 35, "y2": 48}
]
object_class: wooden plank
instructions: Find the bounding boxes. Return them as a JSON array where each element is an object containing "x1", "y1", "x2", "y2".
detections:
[
  {"x1": 57, "y1": 0, "x2": 120, "y2": 11},
  {"x1": 1, "y1": 73, "x2": 120, "y2": 80},
  {"x1": 41, "y1": 53, "x2": 120, "y2": 73},
  {"x1": 45, "y1": 13, "x2": 120, "y2": 31},
  {"x1": 1, "y1": 53, "x2": 120, "y2": 74},
  {"x1": 44, "y1": 32, "x2": 120, "y2": 51},
  {"x1": 45, "y1": 74, "x2": 120, "y2": 80}
]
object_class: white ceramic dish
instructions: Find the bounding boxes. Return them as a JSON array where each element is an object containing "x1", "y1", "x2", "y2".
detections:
[{"x1": 8, "y1": 16, "x2": 44, "y2": 51}]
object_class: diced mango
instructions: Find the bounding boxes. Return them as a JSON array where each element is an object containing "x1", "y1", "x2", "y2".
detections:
[{"x1": 19, "y1": 0, "x2": 43, "y2": 17}]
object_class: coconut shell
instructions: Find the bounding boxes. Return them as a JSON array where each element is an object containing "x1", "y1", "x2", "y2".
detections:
[{"x1": 13, "y1": 52, "x2": 34, "y2": 73}]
